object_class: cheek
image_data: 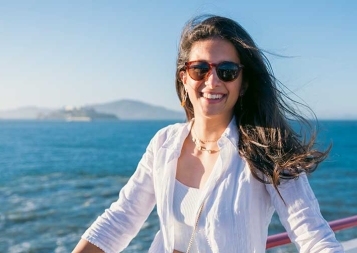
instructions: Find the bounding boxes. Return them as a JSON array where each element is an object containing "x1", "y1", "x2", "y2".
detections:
[{"x1": 186, "y1": 79, "x2": 202, "y2": 92}]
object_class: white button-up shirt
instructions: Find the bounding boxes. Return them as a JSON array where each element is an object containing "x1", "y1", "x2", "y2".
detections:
[{"x1": 82, "y1": 119, "x2": 343, "y2": 252}]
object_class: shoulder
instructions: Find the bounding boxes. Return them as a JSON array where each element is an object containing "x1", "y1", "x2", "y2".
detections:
[
  {"x1": 150, "y1": 121, "x2": 189, "y2": 148},
  {"x1": 155, "y1": 121, "x2": 187, "y2": 137}
]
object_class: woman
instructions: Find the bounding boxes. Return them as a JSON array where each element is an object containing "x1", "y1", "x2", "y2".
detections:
[{"x1": 73, "y1": 15, "x2": 343, "y2": 252}]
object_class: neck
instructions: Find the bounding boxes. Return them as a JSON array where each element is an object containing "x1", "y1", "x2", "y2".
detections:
[{"x1": 192, "y1": 115, "x2": 233, "y2": 142}]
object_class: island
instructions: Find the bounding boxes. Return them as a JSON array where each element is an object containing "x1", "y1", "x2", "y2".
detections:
[{"x1": 38, "y1": 106, "x2": 118, "y2": 121}]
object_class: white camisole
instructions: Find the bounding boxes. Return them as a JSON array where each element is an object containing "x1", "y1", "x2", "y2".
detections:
[{"x1": 173, "y1": 179, "x2": 202, "y2": 253}]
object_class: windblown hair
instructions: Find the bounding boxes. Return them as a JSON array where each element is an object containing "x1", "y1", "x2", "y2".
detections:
[{"x1": 175, "y1": 15, "x2": 330, "y2": 195}]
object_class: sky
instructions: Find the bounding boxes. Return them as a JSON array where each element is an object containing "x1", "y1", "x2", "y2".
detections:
[{"x1": 0, "y1": 1, "x2": 356, "y2": 119}]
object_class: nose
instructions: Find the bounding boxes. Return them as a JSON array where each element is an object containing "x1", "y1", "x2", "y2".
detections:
[{"x1": 204, "y1": 67, "x2": 221, "y2": 88}]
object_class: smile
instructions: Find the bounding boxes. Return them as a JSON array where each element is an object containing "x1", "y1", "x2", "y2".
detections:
[{"x1": 201, "y1": 93, "x2": 225, "y2": 100}]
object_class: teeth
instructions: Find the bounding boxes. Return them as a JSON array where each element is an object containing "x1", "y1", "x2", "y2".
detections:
[{"x1": 203, "y1": 93, "x2": 223, "y2": 99}]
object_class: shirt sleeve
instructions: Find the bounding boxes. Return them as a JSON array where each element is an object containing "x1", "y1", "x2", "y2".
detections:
[
  {"x1": 81, "y1": 136, "x2": 157, "y2": 253},
  {"x1": 266, "y1": 173, "x2": 344, "y2": 253}
]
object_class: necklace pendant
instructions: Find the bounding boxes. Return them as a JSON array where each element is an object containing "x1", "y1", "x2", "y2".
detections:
[{"x1": 191, "y1": 131, "x2": 218, "y2": 154}]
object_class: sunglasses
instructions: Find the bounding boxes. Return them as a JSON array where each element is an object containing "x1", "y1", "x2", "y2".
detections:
[{"x1": 184, "y1": 61, "x2": 244, "y2": 82}]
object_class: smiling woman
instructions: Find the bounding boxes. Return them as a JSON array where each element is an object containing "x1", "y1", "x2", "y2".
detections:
[
  {"x1": 73, "y1": 15, "x2": 344, "y2": 253},
  {"x1": 180, "y1": 39, "x2": 244, "y2": 122}
]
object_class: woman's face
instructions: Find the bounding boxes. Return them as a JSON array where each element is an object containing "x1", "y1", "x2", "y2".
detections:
[{"x1": 180, "y1": 38, "x2": 243, "y2": 121}]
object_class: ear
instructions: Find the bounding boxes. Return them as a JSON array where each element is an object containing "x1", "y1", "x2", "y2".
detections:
[{"x1": 180, "y1": 70, "x2": 187, "y2": 85}]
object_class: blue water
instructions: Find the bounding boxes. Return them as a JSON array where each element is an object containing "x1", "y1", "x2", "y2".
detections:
[{"x1": 0, "y1": 120, "x2": 356, "y2": 253}]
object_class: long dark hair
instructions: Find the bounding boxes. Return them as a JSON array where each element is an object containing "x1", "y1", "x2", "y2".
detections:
[{"x1": 175, "y1": 15, "x2": 330, "y2": 195}]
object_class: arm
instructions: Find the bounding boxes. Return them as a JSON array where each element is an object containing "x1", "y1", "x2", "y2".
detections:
[
  {"x1": 72, "y1": 239, "x2": 104, "y2": 253},
  {"x1": 266, "y1": 173, "x2": 344, "y2": 253},
  {"x1": 73, "y1": 136, "x2": 157, "y2": 253}
]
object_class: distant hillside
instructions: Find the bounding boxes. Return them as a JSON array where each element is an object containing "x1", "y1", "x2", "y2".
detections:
[
  {"x1": 0, "y1": 100, "x2": 185, "y2": 120},
  {"x1": 87, "y1": 99, "x2": 185, "y2": 120}
]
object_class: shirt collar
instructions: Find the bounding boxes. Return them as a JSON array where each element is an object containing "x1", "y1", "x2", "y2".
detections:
[
  {"x1": 161, "y1": 120, "x2": 193, "y2": 154},
  {"x1": 221, "y1": 116, "x2": 239, "y2": 151},
  {"x1": 161, "y1": 116, "x2": 239, "y2": 153}
]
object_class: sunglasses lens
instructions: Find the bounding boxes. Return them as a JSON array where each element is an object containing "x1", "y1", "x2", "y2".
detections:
[
  {"x1": 186, "y1": 61, "x2": 242, "y2": 82},
  {"x1": 216, "y1": 62, "x2": 239, "y2": 82},
  {"x1": 187, "y1": 62, "x2": 210, "y2": 80}
]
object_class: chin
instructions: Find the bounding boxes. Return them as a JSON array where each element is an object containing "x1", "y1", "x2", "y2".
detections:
[{"x1": 199, "y1": 110, "x2": 232, "y2": 119}]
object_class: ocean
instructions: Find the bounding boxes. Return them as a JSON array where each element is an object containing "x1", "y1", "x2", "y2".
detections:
[{"x1": 0, "y1": 120, "x2": 356, "y2": 253}]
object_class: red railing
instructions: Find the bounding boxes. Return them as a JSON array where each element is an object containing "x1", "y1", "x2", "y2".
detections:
[{"x1": 266, "y1": 215, "x2": 357, "y2": 249}]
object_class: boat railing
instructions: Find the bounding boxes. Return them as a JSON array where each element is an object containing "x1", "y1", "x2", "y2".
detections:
[{"x1": 266, "y1": 215, "x2": 357, "y2": 249}]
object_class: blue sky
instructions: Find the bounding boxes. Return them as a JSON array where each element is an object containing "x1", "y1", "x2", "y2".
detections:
[{"x1": 0, "y1": 1, "x2": 356, "y2": 119}]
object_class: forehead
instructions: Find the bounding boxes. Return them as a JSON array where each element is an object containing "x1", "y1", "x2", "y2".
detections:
[{"x1": 188, "y1": 38, "x2": 240, "y2": 63}]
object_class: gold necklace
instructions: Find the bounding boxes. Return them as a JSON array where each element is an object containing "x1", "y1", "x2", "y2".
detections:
[
  {"x1": 191, "y1": 124, "x2": 220, "y2": 154},
  {"x1": 191, "y1": 135, "x2": 219, "y2": 154}
]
